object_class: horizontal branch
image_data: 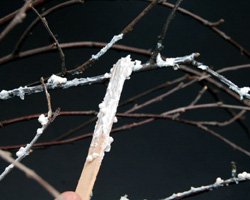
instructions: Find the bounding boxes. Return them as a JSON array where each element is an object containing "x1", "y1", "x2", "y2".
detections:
[
  {"x1": 162, "y1": 172, "x2": 250, "y2": 200},
  {"x1": 0, "y1": 53, "x2": 200, "y2": 100}
]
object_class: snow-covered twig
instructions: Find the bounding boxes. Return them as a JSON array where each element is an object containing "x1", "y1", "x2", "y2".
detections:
[
  {"x1": 0, "y1": 74, "x2": 106, "y2": 100},
  {"x1": 91, "y1": 34, "x2": 123, "y2": 60},
  {"x1": 0, "y1": 53, "x2": 200, "y2": 101},
  {"x1": 0, "y1": 150, "x2": 60, "y2": 198},
  {"x1": 0, "y1": 114, "x2": 48, "y2": 180},
  {"x1": 161, "y1": 172, "x2": 250, "y2": 200},
  {"x1": 75, "y1": 55, "x2": 134, "y2": 200},
  {"x1": 157, "y1": 53, "x2": 250, "y2": 100},
  {"x1": 1, "y1": 52, "x2": 249, "y2": 102},
  {"x1": 0, "y1": 81, "x2": 59, "y2": 181}
]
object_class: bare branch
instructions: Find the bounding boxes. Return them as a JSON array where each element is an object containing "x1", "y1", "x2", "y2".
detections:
[
  {"x1": 31, "y1": 7, "x2": 66, "y2": 74},
  {"x1": 0, "y1": 0, "x2": 33, "y2": 42},
  {"x1": 0, "y1": 150, "x2": 60, "y2": 198}
]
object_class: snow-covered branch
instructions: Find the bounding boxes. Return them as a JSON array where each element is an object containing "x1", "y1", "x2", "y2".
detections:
[
  {"x1": 0, "y1": 79, "x2": 59, "y2": 181},
  {"x1": 91, "y1": 34, "x2": 123, "y2": 60},
  {"x1": 0, "y1": 110, "x2": 59, "y2": 181},
  {"x1": 0, "y1": 53, "x2": 216, "y2": 101},
  {"x1": 161, "y1": 172, "x2": 250, "y2": 200},
  {"x1": 156, "y1": 53, "x2": 250, "y2": 100}
]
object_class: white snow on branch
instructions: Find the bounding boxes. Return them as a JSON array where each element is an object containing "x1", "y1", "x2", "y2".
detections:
[
  {"x1": 0, "y1": 86, "x2": 27, "y2": 100},
  {"x1": 162, "y1": 172, "x2": 250, "y2": 200},
  {"x1": 156, "y1": 53, "x2": 198, "y2": 70},
  {"x1": 133, "y1": 60, "x2": 143, "y2": 71},
  {"x1": 0, "y1": 74, "x2": 108, "y2": 100},
  {"x1": 193, "y1": 59, "x2": 250, "y2": 100},
  {"x1": 238, "y1": 171, "x2": 250, "y2": 179},
  {"x1": 0, "y1": 54, "x2": 196, "y2": 101},
  {"x1": 156, "y1": 54, "x2": 175, "y2": 68},
  {"x1": 1, "y1": 52, "x2": 249, "y2": 101},
  {"x1": 38, "y1": 114, "x2": 48, "y2": 126},
  {"x1": 91, "y1": 33, "x2": 123, "y2": 60},
  {"x1": 47, "y1": 74, "x2": 67, "y2": 88},
  {"x1": 120, "y1": 194, "x2": 129, "y2": 200},
  {"x1": 0, "y1": 113, "x2": 50, "y2": 181}
]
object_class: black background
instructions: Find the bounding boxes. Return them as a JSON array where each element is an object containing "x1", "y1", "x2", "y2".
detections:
[{"x1": 0, "y1": 1, "x2": 250, "y2": 200}]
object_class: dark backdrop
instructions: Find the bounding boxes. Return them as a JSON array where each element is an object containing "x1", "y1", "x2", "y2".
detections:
[{"x1": 0, "y1": 1, "x2": 250, "y2": 200}]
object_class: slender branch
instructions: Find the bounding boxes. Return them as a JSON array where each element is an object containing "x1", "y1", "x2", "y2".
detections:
[
  {"x1": 176, "y1": 118, "x2": 250, "y2": 157},
  {"x1": 198, "y1": 110, "x2": 246, "y2": 127},
  {"x1": 31, "y1": 7, "x2": 66, "y2": 74},
  {"x1": 0, "y1": 0, "x2": 46, "y2": 26},
  {"x1": 41, "y1": 77, "x2": 52, "y2": 118},
  {"x1": 0, "y1": 150, "x2": 60, "y2": 198},
  {"x1": 171, "y1": 85, "x2": 207, "y2": 119},
  {"x1": 161, "y1": 172, "x2": 250, "y2": 200},
  {"x1": 204, "y1": 86, "x2": 250, "y2": 136},
  {"x1": 0, "y1": 108, "x2": 60, "y2": 181},
  {"x1": 0, "y1": 80, "x2": 59, "y2": 181},
  {"x1": 189, "y1": 58, "x2": 250, "y2": 100},
  {"x1": 1, "y1": 101, "x2": 250, "y2": 153},
  {"x1": 119, "y1": 75, "x2": 188, "y2": 107},
  {"x1": 0, "y1": 0, "x2": 34, "y2": 42},
  {"x1": 154, "y1": 0, "x2": 250, "y2": 57},
  {"x1": 121, "y1": 0, "x2": 158, "y2": 34},
  {"x1": 0, "y1": 111, "x2": 96, "y2": 128},
  {"x1": 0, "y1": 53, "x2": 199, "y2": 100},
  {"x1": 1, "y1": 102, "x2": 250, "y2": 129},
  {"x1": 150, "y1": 0, "x2": 184, "y2": 62},
  {"x1": 0, "y1": 42, "x2": 151, "y2": 66},
  {"x1": 74, "y1": 0, "x2": 158, "y2": 74},
  {"x1": 12, "y1": 0, "x2": 83, "y2": 55}
]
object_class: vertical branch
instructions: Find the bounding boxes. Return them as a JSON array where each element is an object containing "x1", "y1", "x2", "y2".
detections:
[
  {"x1": 41, "y1": 77, "x2": 52, "y2": 118},
  {"x1": 75, "y1": 56, "x2": 134, "y2": 200},
  {"x1": 31, "y1": 7, "x2": 66, "y2": 74},
  {"x1": 150, "y1": 0, "x2": 184, "y2": 63}
]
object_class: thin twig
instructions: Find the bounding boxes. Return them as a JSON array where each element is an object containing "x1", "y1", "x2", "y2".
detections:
[
  {"x1": 177, "y1": 119, "x2": 250, "y2": 157},
  {"x1": 41, "y1": 77, "x2": 52, "y2": 118},
  {"x1": 0, "y1": 42, "x2": 151, "y2": 66},
  {"x1": 161, "y1": 172, "x2": 250, "y2": 200},
  {"x1": 150, "y1": 0, "x2": 184, "y2": 63},
  {"x1": 12, "y1": 0, "x2": 83, "y2": 55},
  {"x1": 204, "y1": 86, "x2": 250, "y2": 136},
  {"x1": 119, "y1": 75, "x2": 188, "y2": 107},
  {"x1": 0, "y1": 0, "x2": 34, "y2": 42},
  {"x1": 155, "y1": 0, "x2": 250, "y2": 57},
  {"x1": 198, "y1": 110, "x2": 246, "y2": 127},
  {"x1": 74, "y1": 0, "x2": 158, "y2": 73},
  {"x1": 0, "y1": 53, "x2": 199, "y2": 100},
  {"x1": 31, "y1": 7, "x2": 66, "y2": 74},
  {"x1": 0, "y1": 111, "x2": 96, "y2": 128},
  {"x1": 188, "y1": 58, "x2": 250, "y2": 100},
  {"x1": 0, "y1": 79, "x2": 59, "y2": 181},
  {"x1": 0, "y1": 0, "x2": 46, "y2": 26},
  {"x1": 0, "y1": 150, "x2": 60, "y2": 198}
]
